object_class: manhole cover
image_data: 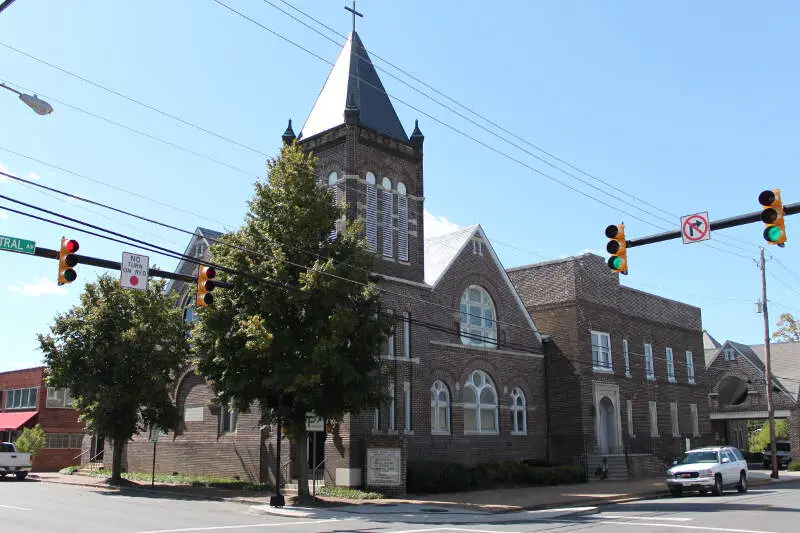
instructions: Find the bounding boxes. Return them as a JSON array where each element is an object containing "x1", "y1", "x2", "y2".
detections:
[{"x1": 419, "y1": 507, "x2": 449, "y2": 513}]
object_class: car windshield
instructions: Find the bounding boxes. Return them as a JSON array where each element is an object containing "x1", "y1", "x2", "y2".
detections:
[
  {"x1": 0, "y1": 443, "x2": 14, "y2": 453},
  {"x1": 680, "y1": 451, "x2": 719, "y2": 464}
]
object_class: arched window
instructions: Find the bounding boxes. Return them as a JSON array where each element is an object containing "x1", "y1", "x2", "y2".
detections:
[
  {"x1": 328, "y1": 171, "x2": 338, "y2": 186},
  {"x1": 459, "y1": 286, "x2": 497, "y2": 348},
  {"x1": 327, "y1": 172, "x2": 340, "y2": 240},
  {"x1": 397, "y1": 183, "x2": 408, "y2": 261},
  {"x1": 182, "y1": 295, "x2": 197, "y2": 324},
  {"x1": 463, "y1": 370, "x2": 497, "y2": 433},
  {"x1": 365, "y1": 172, "x2": 377, "y2": 251},
  {"x1": 381, "y1": 178, "x2": 393, "y2": 258},
  {"x1": 430, "y1": 380, "x2": 450, "y2": 434},
  {"x1": 510, "y1": 388, "x2": 526, "y2": 434}
]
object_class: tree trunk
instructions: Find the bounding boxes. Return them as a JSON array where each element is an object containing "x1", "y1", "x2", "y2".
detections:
[
  {"x1": 111, "y1": 438, "x2": 125, "y2": 484},
  {"x1": 292, "y1": 426, "x2": 310, "y2": 499}
]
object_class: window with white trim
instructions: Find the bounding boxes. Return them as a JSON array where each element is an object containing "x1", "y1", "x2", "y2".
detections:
[
  {"x1": 381, "y1": 177, "x2": 393, "y2": 258},
  {"x1": 670, "y1": 402, "x2": 680, "y2": 436},
  {"x1": 723, "y1": 348, "x2": 736, "y2": 361},
  {"x1": 591, "y1": 331, "x2": 612, "y2": 372},
  {"x1": 690, "y1": 404, "x2": 700, "y2": 437},
  {"x1": 328, "y1": 171, "x2": 339, "y2": 240},
  {"x1": 365, "y1": 172, "x2": 377, "y2": 251},
  {"x1": 388, "y1": 382, "x2": 396, "y2": 431},
  {"x1": 397, "y1": 182, "x2": 408, "y2": 261},
  {"x1": 623, "y1": 339, "x2": 630, "y2": 376},
  {"x1": 6, "y1": 388, "x2": 37, "y2": 409},
  {"x1": 649, "y1": 401, "x2": 659, "y2": 437},
  {"x1": 686, "y1": 351, "x2": 695, "y2": 384},
  {"x1": 45, "y1": 433, "x2": 83, "y2": 449},
  {"x1": 644, "y1": 343, "x2": 655, "y2": 381},
  {"x1": 666, "y1": 347, "x2": 676, "y2": 382},
  {"x1": 459, "y1": 286, "x2": 497, "y2": 348},
  {"x1": 510, "y1": 388, "x2": 526, "y2": 434},
  {"x1": 627, "y1": 399, "x2": 634, "y2": 437},
  {"x1": 403, "y1": 382, "x2": 411, "y2": 432},
  {"x1": 402, "y1": 312, "x2": 410, "y2": 359},
  {"x1": 463, "y1": 370, "x2": 498, "y2": 434},
  {"x1": 46, "y1": 387, "x2": 72, "y2": 408},
  {"x1": 219, "y1": 400, "x2": 237, "y2": 435},
  {"x1": 381, "y1": 312, "x2": 395, "y2": 357},
  {"x1": 430, "y1": 381, "x2": 450, "y2": 434}
]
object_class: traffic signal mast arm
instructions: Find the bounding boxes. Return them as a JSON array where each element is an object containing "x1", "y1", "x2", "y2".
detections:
[
  {"x1": 624, "y1": 201, "x2": 800, "y2": 249},
  {"x1": 32, "y1": 246, "x2": 233, "y2": 288}
]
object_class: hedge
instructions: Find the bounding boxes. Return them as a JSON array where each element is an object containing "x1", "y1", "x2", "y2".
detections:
[
  {"x1": 406, "y1": 459, "x2": 585, "y2": 494},
  {"x1": 788, "y1": 462, "x2": 800, "y2": 472}
]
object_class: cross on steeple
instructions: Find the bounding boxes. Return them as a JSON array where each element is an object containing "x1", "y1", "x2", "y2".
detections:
[{"x1": 344, "y1": 1, "x2": 363, "y2": 33}]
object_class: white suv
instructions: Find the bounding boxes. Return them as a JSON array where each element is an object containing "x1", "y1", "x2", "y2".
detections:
[{"x1": 666, "y1": 446, "x2": 748, "y2": 497}]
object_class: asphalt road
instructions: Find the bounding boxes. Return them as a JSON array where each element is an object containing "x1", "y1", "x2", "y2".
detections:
[{"x1": 2, "y1": 477, "x2": 799, "y2": 533}]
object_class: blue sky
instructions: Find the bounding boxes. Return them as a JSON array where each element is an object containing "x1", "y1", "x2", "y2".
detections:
[{"x1": 1, "y1": 1, "x2": 798, "y2": 371}]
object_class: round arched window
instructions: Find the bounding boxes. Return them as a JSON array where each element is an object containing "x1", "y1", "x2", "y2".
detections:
[
  {"x1": 463, "y1": 370, "x2": 497, "y2": 433},
  {"x1": 328, "y1": 172, "x2": 338, "y2": 185},
  {"x1": 366, "y1": 172, "x2": 376, "y2": 185},
  {"x1": 397, "y1": 183, "x2": 406, "y2": 195},
  {"x1": 459, "y1": 285, "x2": 497, "y2": 348},
  {"x1": 381, "y1": 177, "x2": 392, "y2": 190}
]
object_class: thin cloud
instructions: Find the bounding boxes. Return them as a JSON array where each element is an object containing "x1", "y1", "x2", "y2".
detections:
[
  {"x1": 25, "y1": 172, "x2": 41, "y2": 181},
  {"x1": 8, "y1": 277, "x2": 68, "y2": 297},
  {"x1": 424, "y1": 209, "x2": 463, "y2": 238},
  {"x1": 0, "y1": 210, "x2": 8, "y2": 220}
]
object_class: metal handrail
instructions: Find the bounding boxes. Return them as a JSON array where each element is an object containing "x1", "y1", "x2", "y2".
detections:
[
  {"x1": 279, "y1": 459, "x2": 292, "y2": 487},
  {"x1": 72, "y1": 448, "x2": 90, "y2": 465},
  {"x1": 87, "y1": 449, "x2": 105, "y2": 473}
]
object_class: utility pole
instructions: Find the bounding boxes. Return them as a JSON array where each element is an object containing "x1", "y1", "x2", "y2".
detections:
[{"x1": 760, "y1": 247, "x2": 779, "y2": 479}]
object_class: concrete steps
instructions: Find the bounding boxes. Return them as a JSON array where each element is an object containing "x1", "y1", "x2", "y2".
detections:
[
  {"x1": 282, "y1": 478, "x2": 325, "y2": 494},
  {"x1": 588, "y1": 455, "x2": 629, "y2": 482}
]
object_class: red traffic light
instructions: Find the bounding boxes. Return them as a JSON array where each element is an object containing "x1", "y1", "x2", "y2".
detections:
[
  {"x1": 64, "y1": 239, "x2": 79, "y2": 253},
  {"x1": 203, "y1": 267, "x2": 216, "y2": 279}
]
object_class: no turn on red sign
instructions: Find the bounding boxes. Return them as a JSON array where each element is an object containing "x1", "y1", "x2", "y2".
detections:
[
  {"x1": 121, "y1": 252, "x2": 150, "y2": 290},
  {"x1": 681, "y1": 212, "x2": 711, "y2": 244}
]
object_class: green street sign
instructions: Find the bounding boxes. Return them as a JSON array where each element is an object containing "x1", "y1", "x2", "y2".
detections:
[{"x1": 0, "y1": 235, "x2": 36, "y2": 255}]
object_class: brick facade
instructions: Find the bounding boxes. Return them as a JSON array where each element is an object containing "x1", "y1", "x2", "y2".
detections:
[
  {"x1": 0, "y1": 366, "x2": 85, "y2": 471},
  {"x1": 509, "y1": 254, "x2": 715, "y2": 467}
]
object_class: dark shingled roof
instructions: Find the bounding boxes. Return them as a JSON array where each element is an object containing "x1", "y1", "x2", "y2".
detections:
[{"x1": 299, "y1": 31, "x2": 408, "y2": 143}]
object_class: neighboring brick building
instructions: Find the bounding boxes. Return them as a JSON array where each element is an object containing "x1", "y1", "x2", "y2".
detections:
[
  {"x1": 123, "y1": 30, "x2": 547, "y2": 493},
  {"x1": 508, "y1": 254, "x2": 715, "y2": 476},
  {"x1": 0, "y1": 366, "x2": 86, "y2": 471},
  {"x1": 703, "y1": 332, "x2": 799, "y2": 452}
]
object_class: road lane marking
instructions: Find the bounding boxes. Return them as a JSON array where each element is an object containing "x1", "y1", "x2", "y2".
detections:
[
  {"x1": 599, "y1": 515, "x2": 693, "y2": 521},
  {"x1": 0, "y1": 504, "x2": 32, "y2": 511},
  {"x1": 605, "y1": 521, "x2": 780, "y2": 533},
  {"x1": 131, "y1": 518, "x2": 345, "y2": 533}
]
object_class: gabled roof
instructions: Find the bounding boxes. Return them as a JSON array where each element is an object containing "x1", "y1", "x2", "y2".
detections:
[
  {"x1": 751, "y1": 341, "x2": 800, "y2": 401},
  {"x1": 165, "y1": 227, "x2": 224, "y2": 294},
  {"x1": 424, "y1": 224, "x2": 541, "y2": 340},
  {"x1": 299, "y1": 31, "x2": 409, "y2": 143}
]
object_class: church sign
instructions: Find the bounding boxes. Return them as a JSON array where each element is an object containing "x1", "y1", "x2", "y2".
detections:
[{"x1": 366, "y1": 447, "x2": 402, "y2": 486}]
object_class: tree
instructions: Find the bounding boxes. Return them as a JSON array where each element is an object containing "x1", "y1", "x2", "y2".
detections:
[
  {"x1": 772, "y1": 313, "x2": 800, "y2": 343},
  {"x1": 749, "y1": 419, "x2": 789, "y2": 452},
  {"x1": 14, "y1": 424, "x2": 45, "y2": 456},
  {"x1": 193, "y1": 143, "x2": 389, "y2": 500},
  {"x1": 39, "y1": 275, "x2": 189, "y2": 483}
]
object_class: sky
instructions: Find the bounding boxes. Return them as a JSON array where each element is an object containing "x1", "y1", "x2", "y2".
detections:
[{"x1": 1, "y1": 0, "x2": 799, "y2": 371}]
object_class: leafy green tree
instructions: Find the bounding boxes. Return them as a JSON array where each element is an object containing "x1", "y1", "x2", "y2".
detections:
[
  {"x1": 14, "y1": 424, "x2": 45, "y2": 456},
  {"x1": 773, "y1": 313, "x2": 800, "y2": 343},
  {"x1": 39, "y1": 275, "x2": 189, "y2": 483},
  {"x1": 193, "y1": 143, "x2": 389, "y2": 499},
  {"x1": 749, "y1": 419, "x2": 789, "y2": 452}
]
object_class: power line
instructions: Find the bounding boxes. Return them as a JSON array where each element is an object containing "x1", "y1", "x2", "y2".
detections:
[
  {"x1": 771, "y1": 255, "x2": 800, "y2": 286},
  {"x1": 767, "y1": 271, "x2": 800, "y2": 298}
]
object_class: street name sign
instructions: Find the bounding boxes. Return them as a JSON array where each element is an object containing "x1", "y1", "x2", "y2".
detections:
[
  {"x1": 0, "y1": 234, "x2": 35, "y2": 254},
  {"x1": 680, "y1": 212, "x2": 711, "y2": 244},
  {"x1": 121, "y1": 252, "x2": 150, "y2": 291}
]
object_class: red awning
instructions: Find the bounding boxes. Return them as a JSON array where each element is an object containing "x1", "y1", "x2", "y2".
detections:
[{"x1": 0, "y1": 411, "x2": 38, "y2": 431}]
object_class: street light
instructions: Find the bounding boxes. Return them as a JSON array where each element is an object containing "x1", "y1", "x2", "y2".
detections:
[{"x1": 1, "y1": 83, "x2": 54, "y2": 115}]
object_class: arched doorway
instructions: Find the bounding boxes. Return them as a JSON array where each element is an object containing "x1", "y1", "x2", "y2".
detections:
[{"x1": 598, "y1": 396, "x2": 617, "y2": 454}]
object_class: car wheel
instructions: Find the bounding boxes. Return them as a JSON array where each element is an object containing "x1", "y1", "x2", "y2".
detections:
[
  {"x1": 712, "y1": 474, "x2": 723, "y2": 496},
  {"x1": 670, "y1": 488, "x2": 682, "y2": 497},
  {"x1": 737, "y1": 472, "x2": 748, "y2": 493},
  {"x1": 15, "y1": 472, "x2": 27, "y2": 481}
]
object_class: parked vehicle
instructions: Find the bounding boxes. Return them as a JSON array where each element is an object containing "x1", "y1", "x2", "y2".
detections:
[
  {"x1": 666, "y1": 446, "x2": 748, "y2": 497},
  {"x1": 763, "y1": 441, "x2": 791, "y2": 469},
  {"x1": 0, "y1": 442, "x2": 32, "y2": 480}
]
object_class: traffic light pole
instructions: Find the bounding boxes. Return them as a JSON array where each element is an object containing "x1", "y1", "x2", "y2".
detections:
[
  {"x1": 624, "y1": 202, "x2": 800, "y2": 248},
  {"x1": 760, "y1": 247, "x2": 779, "y2": 479},
  {"x1": 31, "y1": 246, "x2": 233, "y2": 288}
]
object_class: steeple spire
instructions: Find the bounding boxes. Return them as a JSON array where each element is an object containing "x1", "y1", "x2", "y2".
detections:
[{"x1": 344, "y1": 1, "x2": 363, "y2": 33}]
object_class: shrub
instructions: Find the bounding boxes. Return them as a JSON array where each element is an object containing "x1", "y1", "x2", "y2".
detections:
[
  {"x1": 59, "y1": 466, "x2": 79, "y2": 475},
  {"x1": 406, "y1": 459, "x2": 586, "y2": 494},
  {"x1": 788, "y1": 462, "x2": 800, "y2": 472},
  {"x1": 14, "y1": 424, "x2": 45, "y2": 456},
  {"x1": 317, "y1": 486, "x2": 384, "y2": 499}
]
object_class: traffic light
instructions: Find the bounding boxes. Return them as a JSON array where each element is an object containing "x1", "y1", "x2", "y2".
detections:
[
  {"x1": 57, "y1": 237, "x2": 79, "y2": 285},
  {"x1": 605, "y1": 223, "x2": 628, "y2": 274},
  {"x1": 759, "y1": 189, "x2": 787, "y2": 246},
  {"x1": 196, "y1": 266, "x2": 216, "y2": 307}
]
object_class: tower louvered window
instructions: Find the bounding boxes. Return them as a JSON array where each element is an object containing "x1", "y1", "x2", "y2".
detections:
[
  {"x1": 397, "y1": 183, "x2": 408, "y2": 261},
  {"x1": 365, "y1": 172, "x2": 377, "y2": 251},
  {"x1": 381, "y1": 177, "x2": 394, "y2": 258},
  {"x1": 328, "y1": 172, "x2": 339, "y2": 240}
]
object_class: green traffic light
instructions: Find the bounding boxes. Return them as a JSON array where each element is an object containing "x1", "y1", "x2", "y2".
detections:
[
  {"x1": 608, "y1": 256, "x2": 622, "y2": 270},
  {"x1": 764, "y1": 226, "x2": 783, "y2": 243}
]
